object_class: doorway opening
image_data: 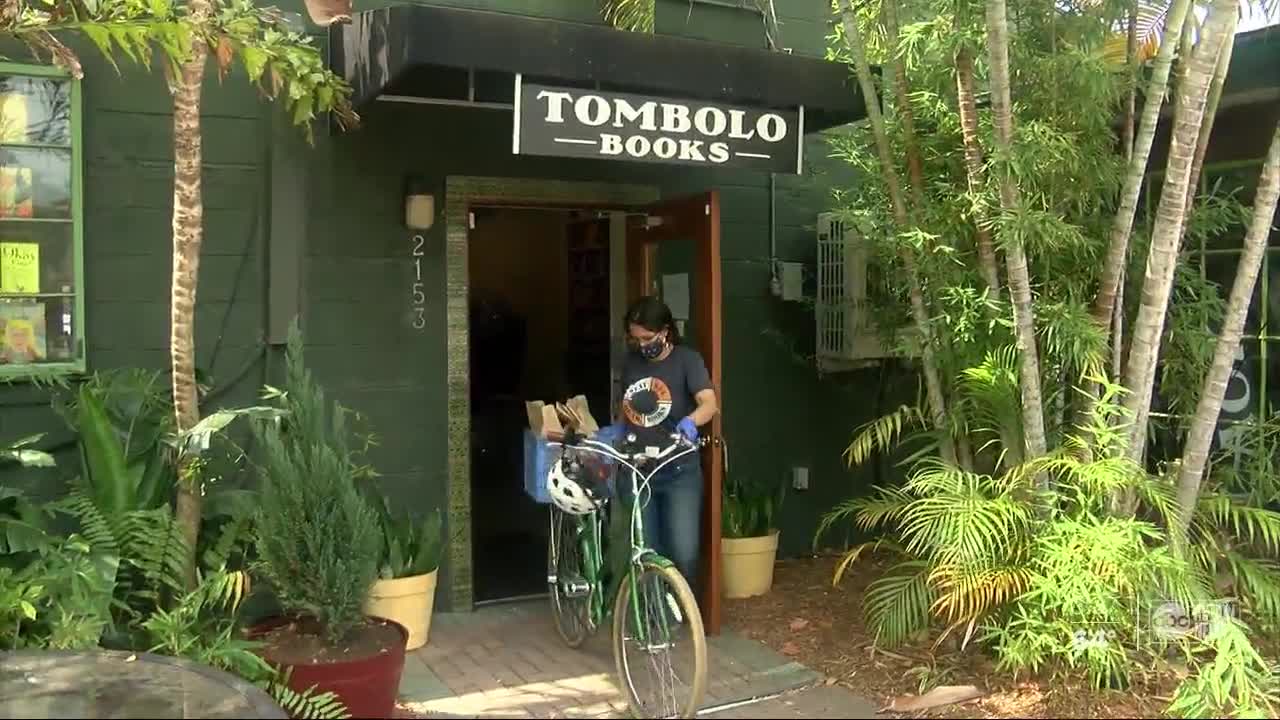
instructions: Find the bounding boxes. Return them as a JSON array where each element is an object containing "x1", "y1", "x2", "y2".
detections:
[{"x1": 467, "y1": 206, "x2": 617, "y2": 604}]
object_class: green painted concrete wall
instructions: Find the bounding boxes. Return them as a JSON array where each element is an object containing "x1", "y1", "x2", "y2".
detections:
[{"x1": 0, "y1": 1, "x2": 891, "y2": 608}]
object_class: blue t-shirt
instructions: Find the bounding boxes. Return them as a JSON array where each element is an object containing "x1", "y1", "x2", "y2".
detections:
[{"x1": 620, "y1": 344, "x2": 712, "y2": 449}]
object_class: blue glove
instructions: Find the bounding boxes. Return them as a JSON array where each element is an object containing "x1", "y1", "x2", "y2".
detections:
[{"x1": 677, "y1": 417, "x2": 699, "y2": 443}]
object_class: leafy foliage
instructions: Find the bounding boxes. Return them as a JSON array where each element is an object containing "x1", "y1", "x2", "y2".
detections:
[
  {"x1": 368, "y1": 496, "x2": 442, "y2": 579},
  {"x1": 142, "y1": 569, "x2": 351, "y2": 720},
  {"x1": 599, "y1": 0, "x2": 654, "y2": 33},
  {"x1": 723, "y1": 472, "x2": 786, "y2": 539},
  {"x1": 2, "y1": 0, "x2": 357, "y2": 141},
  {"x1": 0, "y1": 535, "x2": 119, "y2": 651},
  {"x1": 251, "y1": 326, "x2": 382, "y2": 644},
  {"x1": 1166, "y1": 616, "x2": 1280, "y2": 718}
]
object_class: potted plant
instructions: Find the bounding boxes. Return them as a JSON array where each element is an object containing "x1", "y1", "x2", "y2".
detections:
[
  {"x1": 721, "y1": 475, "x2": 785, "y2": 599},
  {"x1": 246, "y1": 330, "x2": 408, "y2": 719},
  {"x1": 363, "y1": 498, "x2": 442, "y2": 651}
]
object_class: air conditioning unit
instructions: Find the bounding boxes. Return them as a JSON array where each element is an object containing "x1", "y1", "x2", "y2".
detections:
[{"x1": 815, "y1": 212, "x2": 913, "y2": 372}]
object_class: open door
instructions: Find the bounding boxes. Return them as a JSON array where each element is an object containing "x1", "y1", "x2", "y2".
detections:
[{"x1": 626, "y1": 191, "x2": 724, "y2": 636}]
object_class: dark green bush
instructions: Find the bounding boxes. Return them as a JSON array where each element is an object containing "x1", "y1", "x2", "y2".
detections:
[{"x1": 250, "y1": 328, "x2": 381, "y2": 644}]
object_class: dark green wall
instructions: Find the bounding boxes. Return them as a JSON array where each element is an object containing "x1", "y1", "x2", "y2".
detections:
[
  {"x1": 1, "y1": 0, "x2": 889, "y2": 608},
  {"x1": 0, "y1": 43, "x2": 271, "y2": 499}
]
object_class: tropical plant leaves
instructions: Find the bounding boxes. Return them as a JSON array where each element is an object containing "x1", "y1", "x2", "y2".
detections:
[{"x1": 600, "y1": 0, "x2": 655, "y2": 32}]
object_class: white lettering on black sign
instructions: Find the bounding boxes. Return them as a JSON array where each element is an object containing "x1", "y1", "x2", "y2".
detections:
[{"x1": 511, "y1": 76, "x2": 804, "y2": 174}]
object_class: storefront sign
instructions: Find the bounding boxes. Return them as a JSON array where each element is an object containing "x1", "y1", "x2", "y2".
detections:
[{"x1": 511, "y1": 75, "x2": 804, "y2": 174}]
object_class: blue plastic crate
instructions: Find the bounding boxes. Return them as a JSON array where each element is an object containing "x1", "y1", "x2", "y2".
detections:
[
  {"x1": 523, "y1": 430, "x2": 558, "y2": 504},
  {"x1": 522, "y1": 426, "x2": 626, "y2": 505}
]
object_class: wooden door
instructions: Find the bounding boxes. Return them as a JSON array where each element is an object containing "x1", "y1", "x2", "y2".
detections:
[{"x1": 625, "y1": 191, "x2": 724, "y2": 636}]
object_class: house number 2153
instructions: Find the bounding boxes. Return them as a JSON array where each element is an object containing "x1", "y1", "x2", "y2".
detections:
[{"x1": 411, "y1": 235, "x2": 426, "y2": 329}]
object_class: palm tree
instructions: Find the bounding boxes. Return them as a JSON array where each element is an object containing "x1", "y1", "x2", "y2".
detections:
[
  {"x1": 1120, "y1": 0, "x2": 1239, "y2": 461},
  {"x1": 983, "y1": 0, "x2": 1050, "y2": 467},
  {"x1": 1091, "y1": 0, "x2": 1196, "y2": 345},
  {"x1": 1174, "y1": 124, "x2": 1280, "y2": 540},
  {"x1": 834, "y1": 0, "x2": 959, "y2": 466}
]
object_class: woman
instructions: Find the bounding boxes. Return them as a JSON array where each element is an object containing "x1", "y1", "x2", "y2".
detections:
[{"x1": 610, "y1": 296, "x2": 718, "y2": 590}]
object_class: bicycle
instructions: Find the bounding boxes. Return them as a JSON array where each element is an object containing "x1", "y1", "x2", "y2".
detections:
[{"x1": 543, "y1": 425, "x2": 709, "y2": 719}]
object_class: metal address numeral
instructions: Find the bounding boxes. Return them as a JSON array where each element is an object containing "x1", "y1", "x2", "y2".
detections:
[{"x1": 411, "y1": 235, "x2": 426, "y2": 329}]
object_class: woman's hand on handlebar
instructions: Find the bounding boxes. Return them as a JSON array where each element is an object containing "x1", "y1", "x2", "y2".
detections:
[{"x1": 676, "y1": 417, "x2": 698, "y2": 443}]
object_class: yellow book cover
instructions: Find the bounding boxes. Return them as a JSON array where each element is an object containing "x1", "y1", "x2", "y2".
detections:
[{"x1": 0, "y1": 242, "x2": 39, "y2": 293}]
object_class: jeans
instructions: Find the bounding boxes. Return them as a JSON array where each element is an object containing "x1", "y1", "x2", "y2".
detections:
[{"x1": 625, "y1": 456, "x2": 705, "y2": 590}]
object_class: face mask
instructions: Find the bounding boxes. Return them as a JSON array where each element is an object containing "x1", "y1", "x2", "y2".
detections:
[{"x1": 636, "y1": 335, "x2": 666, "y2": 360}]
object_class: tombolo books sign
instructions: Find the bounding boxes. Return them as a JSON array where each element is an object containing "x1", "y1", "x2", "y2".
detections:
[{"x1": 512, "y1": 76, "x2": 804, "y2": 174}]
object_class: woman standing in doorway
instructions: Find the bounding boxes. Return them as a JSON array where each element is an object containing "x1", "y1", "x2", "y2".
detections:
[{"x1": 612, "y1": 296, "x2": 718, "y2": 590}]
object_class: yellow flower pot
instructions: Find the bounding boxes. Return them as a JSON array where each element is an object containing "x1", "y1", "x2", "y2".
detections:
[
  {"x1": 721, "y1": 530, "x2": 779, "y2": 599},
  {"x1": 364, "y1": 570, "x2": 437, "y2": 650}
]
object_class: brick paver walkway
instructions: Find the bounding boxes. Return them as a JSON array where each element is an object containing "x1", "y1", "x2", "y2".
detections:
[{"x1": 398, "y1": 600, "x2": 876, "y2": 719}]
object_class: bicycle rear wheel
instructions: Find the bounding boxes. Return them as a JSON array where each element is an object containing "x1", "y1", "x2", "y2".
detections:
[
  {"x1": 611, "y1": 560, "x2": 708, "y2": 718},
  {"x1": 548, "y1": 507, "x2": 594, "y2": 647}
]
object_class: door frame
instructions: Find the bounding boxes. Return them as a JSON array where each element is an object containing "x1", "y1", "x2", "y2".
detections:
[{"x1": 443, "y1": 176, "x2": 658, "y2": 613}]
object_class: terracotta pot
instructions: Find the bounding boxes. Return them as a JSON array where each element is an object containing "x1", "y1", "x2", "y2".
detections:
[
  {"x1": 721, "y1": 530, "x2": 780, "y2": 599},
  {"x1": 363, "y1": 570, "x2": 437, "y2": 650},
  {"x1": 248, "y1": 616, "x2": 408, "y2": 720}
]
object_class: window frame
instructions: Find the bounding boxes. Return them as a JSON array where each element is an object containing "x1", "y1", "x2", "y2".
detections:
[{"x1": 0, "y1": 61, "x2": 85, "y2": 380}]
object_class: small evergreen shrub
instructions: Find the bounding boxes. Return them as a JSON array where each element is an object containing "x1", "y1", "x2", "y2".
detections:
[{"x1": 251, "y1": 327, "x2": 381, "y2": 644}]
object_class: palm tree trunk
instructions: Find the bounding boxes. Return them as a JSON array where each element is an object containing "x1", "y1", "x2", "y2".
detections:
[
  {"x1": 1182, "y1": 15, "x2": 1238, "y2": 225},
  {"x1": 171, "y1": 0, "x2": 212, "y2": 586},
  {"x1": 1121, "y1": 0, "x2": 1238, "y2": 462},
  {"x1": 1122, "y1": 4, "x2": 1138, "y2": 161},
  {"x1": 956, "y1": 46, "x2": 1002, "y2": 296},
  {"x1": 1174, "y1": 125, "x2": 1280, "y2": 541},
  {"x1": 836, "y1": 0, "x2": 956, "y2": 466},
  {"x1": 984, "y1": 0, "x2": 1049, "y2": 466},
  {"x1": 1091, "y1": 0, "x2": 1195, "y2": 331},
  {"x1": 1110, "y1": 3, "x2": 1138, "y2": 384}
]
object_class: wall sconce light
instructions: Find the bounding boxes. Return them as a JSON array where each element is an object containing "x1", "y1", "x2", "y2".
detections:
[{"x1": 405, "y1": 176, "x2": 435, "y2": 231}]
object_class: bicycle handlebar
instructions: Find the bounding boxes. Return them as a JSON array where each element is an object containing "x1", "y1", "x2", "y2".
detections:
[{"x1": 547, "y1": 429, "x2": 708, "y2": 490}]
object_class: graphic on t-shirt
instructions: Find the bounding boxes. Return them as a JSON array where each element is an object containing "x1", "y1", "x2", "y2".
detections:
[{"x1": 622, "y1": 376, "x2": 672, "y2": 428}]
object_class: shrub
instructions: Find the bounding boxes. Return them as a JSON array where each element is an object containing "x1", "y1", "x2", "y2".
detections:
[{"x1": 250, "y1": 328, "x2": 381, "y2": 644}]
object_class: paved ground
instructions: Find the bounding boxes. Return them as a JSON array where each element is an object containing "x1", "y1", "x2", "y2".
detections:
[{"x1": 398, "y1": 600, "x2": 878, "y2": 718}]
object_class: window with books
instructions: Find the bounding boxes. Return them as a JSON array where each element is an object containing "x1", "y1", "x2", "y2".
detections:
[{"x1": 0, "y1": 63, "x2": 83, "y2": 377}]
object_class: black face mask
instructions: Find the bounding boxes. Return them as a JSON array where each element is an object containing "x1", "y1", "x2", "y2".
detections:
[{"x1": 635, "y1": 334, "x2": 667, "y2": 360}]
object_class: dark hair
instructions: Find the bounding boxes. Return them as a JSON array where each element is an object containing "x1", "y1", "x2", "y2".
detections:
[{"x1": 624, "y1": 296, "x2": 681, "y2": 345}]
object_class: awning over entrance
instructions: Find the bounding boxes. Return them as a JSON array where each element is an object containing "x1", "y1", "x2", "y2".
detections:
[{"x1": 328, "y1": 4, "x2": 867, "y2": 133}]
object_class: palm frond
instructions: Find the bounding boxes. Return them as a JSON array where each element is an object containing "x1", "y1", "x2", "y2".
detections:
[
  {"x1": 1103, "y1": 1, "x2": 1173, "y2": 64},
  {"x1": 1195, "y1": 493, "x2": 1280, "y2": 555},
  {"x1": 1221, "y1": 551, "x2": 1280, "y2": 623},
  {"x1": 929, "y1": 562, "x2": 1034, "y2": 628},
  {"x1": 844, "y1": 404, "x2": 928, "y2": 468},
  {"x1": 600, "y1": 0, "x2": 654, "y2": 32},
  {"x1": 865, "y1": 560, "x2": 934, "y2": 648}
]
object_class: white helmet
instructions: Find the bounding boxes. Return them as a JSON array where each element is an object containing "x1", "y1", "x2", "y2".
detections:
[{"x1": 547, "y1": 454, "x2": 604, "y2": 515}]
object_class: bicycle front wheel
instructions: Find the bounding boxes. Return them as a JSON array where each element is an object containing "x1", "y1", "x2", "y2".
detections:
[
  {"x1": 548, "y1": 507, "x2": 593, "y2": 647},
  {"x1": 611, "y1": 561, "x2": 708, "y2": 719}
]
